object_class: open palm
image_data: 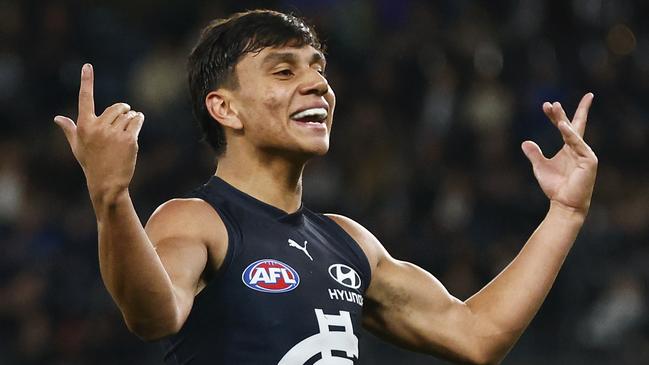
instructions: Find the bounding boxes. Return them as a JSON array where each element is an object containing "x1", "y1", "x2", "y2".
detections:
[{"x1": 522, "y1": 94, "x2": 598, "y2": 214}]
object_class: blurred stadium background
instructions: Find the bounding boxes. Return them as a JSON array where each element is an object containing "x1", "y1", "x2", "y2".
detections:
[{"x1": 1, "y1": 0, "x2": 648, "y2": 364}]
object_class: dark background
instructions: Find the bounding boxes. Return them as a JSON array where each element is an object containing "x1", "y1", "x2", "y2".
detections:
[{"x1": 1, "y1": 0, "x2": 647, "y2": 364}]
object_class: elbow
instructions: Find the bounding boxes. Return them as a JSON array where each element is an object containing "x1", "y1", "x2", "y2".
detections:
[
  {"x1": 426, "y1": 337, "x2": 505, "y2": 365},
  {"x1": 461, "y1": 312, "x2": 516, "y2": 364},
  {"x1": 113, "y1": 291, "x2": 185, "y2": 341},
  {"x1": 466, "y1": 354, "x2": 503, "y2": 365},
  {"x1": 124, "y1": 315, "x2": 182, "y2": 342},
  {"x1": 462, "y1": 337, "x2": 510, "y2": 365}
]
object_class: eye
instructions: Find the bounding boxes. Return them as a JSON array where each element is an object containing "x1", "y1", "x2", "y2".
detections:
[
  {"x1": 313, "y1": 65, "x2": 326, "y2": 76},
  {"x1": 274, "y1": 69, "x2": 294, "y2": 77}
]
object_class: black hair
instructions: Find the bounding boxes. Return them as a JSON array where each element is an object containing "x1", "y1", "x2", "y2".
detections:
[{"x1": 187, "y1": 9, "x2": 323, "y2": 156}]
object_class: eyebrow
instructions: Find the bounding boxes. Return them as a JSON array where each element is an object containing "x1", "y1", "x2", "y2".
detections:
[{"x1": 260, "y1": 51, "x2": 326, "y2": 68}]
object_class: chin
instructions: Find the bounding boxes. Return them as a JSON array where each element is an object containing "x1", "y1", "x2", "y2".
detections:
[
  {"x1": 291, "y1": 141, "x2": 330, "y2": 161},
  {"x1": 297, "y1": 144, "x2": 329, "y2": 160},
  {"x1": 261, "y1": 142, "x2": 329, "y2": 162},
  {"x1": 311, "y1": 138, "x2": 330, "y2": 152},
  {"x1": 307, "y1": 139, "x2": 330, "y2": 156}
]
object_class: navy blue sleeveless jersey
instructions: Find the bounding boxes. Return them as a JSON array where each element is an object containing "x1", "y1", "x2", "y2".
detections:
[{"x1": 160, "y1": 176, "x2": 372, "y2": 365}]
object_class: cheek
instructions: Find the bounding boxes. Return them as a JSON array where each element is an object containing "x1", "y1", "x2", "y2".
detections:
[
  {"x1": 260, "y1": 89, "x2": 289, "y2": 128},
  {"x1": 245, "y1": 88, "x2": 287, "y2": 137},
  {"x1": 262, "y1": 89, "x2": 283, "y2": 111},
  {"x1": 261, "y1": 89, "x2": 290, "y2": 124},
  {"x1": 239, "y1": 88, "x2": 281, "y2": 121}
]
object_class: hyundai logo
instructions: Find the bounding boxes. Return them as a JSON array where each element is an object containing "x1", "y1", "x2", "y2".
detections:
[{"x1": 328, "y1": 264, "x2": 361, "y2": 289}]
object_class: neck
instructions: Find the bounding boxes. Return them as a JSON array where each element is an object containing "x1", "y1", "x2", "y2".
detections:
[{"x1": 215, "y1": 146, "x2": 306, "y2": 214}]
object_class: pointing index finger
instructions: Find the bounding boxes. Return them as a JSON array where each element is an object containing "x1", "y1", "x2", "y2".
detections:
[{"x1": 79, "y1": 63, "x2": 95, "y2": 117}]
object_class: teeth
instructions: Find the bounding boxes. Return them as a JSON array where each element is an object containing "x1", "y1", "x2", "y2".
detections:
[{"x1": 291, "y1": 107, "x2": 327, "y2": 121}]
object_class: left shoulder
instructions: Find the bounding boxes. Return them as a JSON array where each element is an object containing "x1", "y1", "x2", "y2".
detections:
[{"x1": 323, "y1": 214, "x2": 386, "y2": 274}]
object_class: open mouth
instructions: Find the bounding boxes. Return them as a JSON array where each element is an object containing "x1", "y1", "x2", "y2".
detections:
[{"x1": 290, "y1": 107, "x2": 328, "y2": 125}]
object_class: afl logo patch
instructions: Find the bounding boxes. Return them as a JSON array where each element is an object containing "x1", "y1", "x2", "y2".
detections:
[
  {"x1": 242, "y1": 259, "x2": 300, "y2": 293},
  {"x1": 328, "y1": 264, "x2": 362, "y2": 289}
]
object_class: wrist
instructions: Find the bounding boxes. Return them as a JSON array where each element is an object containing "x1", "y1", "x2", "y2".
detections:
[
  {"x1": 88, "y1": 183, "x2": 130, "y2": 210},
  {"x1": 548, "y1": 200, "x2": 588, "y2": 224}
]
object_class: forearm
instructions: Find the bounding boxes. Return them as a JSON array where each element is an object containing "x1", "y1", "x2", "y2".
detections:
[
  {"x1": 92, "y1": 189, "x2": 178, "y2": 336},
  {"x1": 465, "y1": 201, "x2": 585, "y2": 359}
]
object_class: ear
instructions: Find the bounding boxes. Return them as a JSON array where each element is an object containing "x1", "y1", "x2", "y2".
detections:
[{"x1": 205, "y1": 90, "x2": 243, "y2": 130}]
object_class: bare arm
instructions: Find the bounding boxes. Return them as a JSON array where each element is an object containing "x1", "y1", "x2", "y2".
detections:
[
  {"x1": 330, "y1": 205, "x2": 583, "y2": 364},
  {"x1": 54, "y1": 64, "x2": 225, "y2": 340},
  {"x1": 330, "y1": 214, "x2": 495, "y2": 364},
  {"x1": 329, "y1": 94, "x2": 598, "y2": 364},
  {"x1": 97, "y1": 195, "x2": 221, "y2": 340}
]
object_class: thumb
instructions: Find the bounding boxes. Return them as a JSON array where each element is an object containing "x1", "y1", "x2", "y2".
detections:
[
  {"x1": 53, "y1": 115, "x2": 77, "y2": 144},
  {"x1": 521, "y1": 140, "x2": 546, "y2": 167}
]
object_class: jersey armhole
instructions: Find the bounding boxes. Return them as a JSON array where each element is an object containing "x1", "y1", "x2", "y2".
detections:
[
  {"x1": 207, "y1": 203, "x2": 240, "y2": 277},
  {"x1": 185, "y1": 188, "x2": 241, "y2": 282}
]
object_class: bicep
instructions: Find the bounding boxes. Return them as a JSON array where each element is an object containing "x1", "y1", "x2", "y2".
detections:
[
  {"x1": 326, "y1": 213, "x2": 487, "y2": 362},
  {"x1": 152, "y1": 236, "x2": 208, "y2": 321},
  {"x1": 364, "y1": 257, "x2": 476, "y2": 358},
  {"x1": 145, "y1": 198, "x2": 227, "y2": 325}
]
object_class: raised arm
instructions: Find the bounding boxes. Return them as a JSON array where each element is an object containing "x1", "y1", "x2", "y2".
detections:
[
  {"x1": 53, "y1": 64, "x2": 226, "y2": 340},
  {"x1": 329, "y1": 94, "x2": 598, "y2": 364}
]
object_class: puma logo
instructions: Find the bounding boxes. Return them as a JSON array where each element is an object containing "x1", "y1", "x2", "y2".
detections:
[{"x1": 288, "y1": 239, "x2": 313, "y2": 261}]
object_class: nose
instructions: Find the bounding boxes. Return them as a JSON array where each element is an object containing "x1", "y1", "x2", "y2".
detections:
[{"x1": 299, "y1": 69, "x2": 329, "y2": 97}]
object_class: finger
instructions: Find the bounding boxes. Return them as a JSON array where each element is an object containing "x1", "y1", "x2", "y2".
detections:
[
  {"x1": 125, "y1": 112, "x2": 145, "y2": 135},
  {"x1": 53, "y1": 115, "x2": 77, "y2": 144},
  {"x1": 571, "y1": 93, "x2": 594, "y2": 137},
  {"x1": 557, "y1": 121, "x2": 592, "y2": 158},
  {"x1": 542, "y1": 101, "x2": 569, "y2": 128},
  {"x1": 521, "y1": 140, "x2": 546, "y2": 167},
  {"x1": 100, "y1": 103, "x2": 131, "y2": 124},
  {"x1": 113, "y1": 110, "x2": 137, "y2": 130},
  {"x1": 552, "y1": 102, "x2": 570, "y2": 126},
  {"x1": 542, "y1": 102, "x2": 558, "y2": 127},
  {"x1": 78, "y1": 64, "x2": 95, "y2": 118}
]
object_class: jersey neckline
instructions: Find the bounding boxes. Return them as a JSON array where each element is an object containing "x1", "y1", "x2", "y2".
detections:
[{"x1": 207, "y1": 175, "x2": 306, "y2": 222}]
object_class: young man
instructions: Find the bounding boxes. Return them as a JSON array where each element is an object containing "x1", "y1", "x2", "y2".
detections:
[{"x1": 53, "y1": 10, "x2": 597, "y2": 365}]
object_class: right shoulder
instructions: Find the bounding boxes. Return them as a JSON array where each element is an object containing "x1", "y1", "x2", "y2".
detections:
[
  {"x1": 146, "y1": 198, "x2": 221, "y2": 234},
  {"x1": 145, "y1": 198, "x2": 227, "y2": 254}
]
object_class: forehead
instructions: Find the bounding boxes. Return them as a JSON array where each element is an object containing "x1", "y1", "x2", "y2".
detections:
[{"x1": 240, "y1": 45, "x2": 326, "y2": 67}]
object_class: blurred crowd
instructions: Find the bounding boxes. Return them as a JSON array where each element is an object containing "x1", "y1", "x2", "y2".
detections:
[{"x1": 1, "y1": 0, "x2": 648, "y2": 364}]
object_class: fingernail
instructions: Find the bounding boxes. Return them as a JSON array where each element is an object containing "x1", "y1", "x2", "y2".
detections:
[{"x1": 82, "y1": 63, "x2": 92, "y2": 75}]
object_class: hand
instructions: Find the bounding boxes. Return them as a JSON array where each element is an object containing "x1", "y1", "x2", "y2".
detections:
[
  {"x1": 521, "y1": 93, "x2": 598, "y2": 216},
  {"x1": 54, "y1": 64, "x2": 145, "y2": 202}
]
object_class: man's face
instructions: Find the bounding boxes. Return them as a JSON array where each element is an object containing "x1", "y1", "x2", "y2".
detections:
[{"x1": 228, "y1": 44, "x2": 335, "y2": 158}]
